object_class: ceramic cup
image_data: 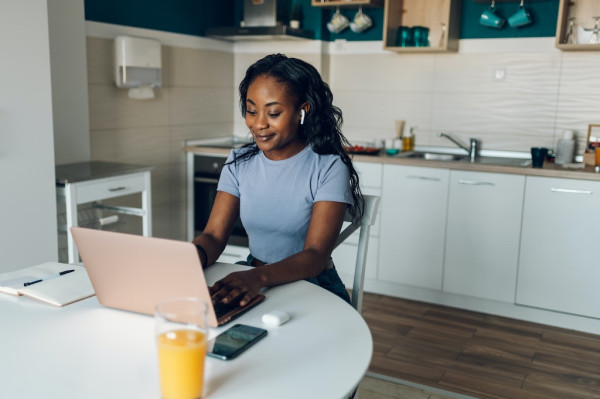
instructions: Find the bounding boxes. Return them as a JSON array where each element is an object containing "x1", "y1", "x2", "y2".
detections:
[
  {"x1": 396, "y1": 26, "x2": 413, "y2": 46},
  {"x1": 327, "y1": 8, "x2": 349, "y2": 34},
  {"x1": 350, "y1": 7, "x2": 372, "y2": 33},
  {"x1": 508, "y1": 2, "x2": 533, "y2": 28},
  {"x1": 412, "y1": 26, "x2": 430, "y2": 47},
  {"x1": 531, "y1": 147, "x2": 549, "y2": 168},
  {"x1": 480, "y1": 3, "x2": 505, "y2": 29}
]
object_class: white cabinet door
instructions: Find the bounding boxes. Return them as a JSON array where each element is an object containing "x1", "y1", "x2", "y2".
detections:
[
  {"x1": 443, "y1": 171, "x2": 525, "y2": 303},
  {"x1": 379, "y1": 165, "x2": 450, "y2": 290},
  {"x1": 516, "y1": 177, "x2": 600, "y2": 319}
]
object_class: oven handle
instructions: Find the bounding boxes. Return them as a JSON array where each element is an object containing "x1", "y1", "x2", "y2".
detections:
[{"x1": 194, "y1": 176, "x2": 219, "y2": 184}]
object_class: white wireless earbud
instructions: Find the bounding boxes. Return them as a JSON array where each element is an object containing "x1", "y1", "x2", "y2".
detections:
[{"x1": 300, "y1": 109, "x2": 306, "y2": 125}]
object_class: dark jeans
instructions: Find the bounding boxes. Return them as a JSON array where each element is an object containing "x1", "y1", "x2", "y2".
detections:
[{"x1": 237, "y1": 254, "x2": 352, "y2": 306}]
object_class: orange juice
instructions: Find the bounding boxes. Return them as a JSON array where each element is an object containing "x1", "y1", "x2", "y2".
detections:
[{"x1": 157, "y1": 329, "x2": 206, "y2": 399}]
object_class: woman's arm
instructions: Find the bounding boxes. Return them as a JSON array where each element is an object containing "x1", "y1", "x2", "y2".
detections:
[
  {"x1": 210, "y1": 200, "x2": 347, "y2": 306},
  {"x1": 192, "y1": 191, "x2": 240, "y2": 267}
]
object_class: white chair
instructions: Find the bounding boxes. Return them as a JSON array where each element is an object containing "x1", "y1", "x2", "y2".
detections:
[{"x1": 334, "y1": 194, "x2": 380, "y2": 313}]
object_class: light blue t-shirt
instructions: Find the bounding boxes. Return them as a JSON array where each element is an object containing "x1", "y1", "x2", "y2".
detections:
[{"x1": 217, "y1": 145, "x2": 353, "y2": 264}]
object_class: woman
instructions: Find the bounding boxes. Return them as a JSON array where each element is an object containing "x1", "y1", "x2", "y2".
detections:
[{"x1": 193, "y1": 53, "x2": 362, "y2": 307}]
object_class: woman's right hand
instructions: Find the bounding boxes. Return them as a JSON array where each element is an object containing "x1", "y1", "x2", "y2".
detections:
[{"x1": 209, "y1": 269, "x2": 263, "y2": 307}]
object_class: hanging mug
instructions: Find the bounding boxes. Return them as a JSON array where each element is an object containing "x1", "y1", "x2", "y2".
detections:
[
  {"x1": 350, "y1": 7, "x2": 373, "y2": 33},
  {"x1": 508, "y1": 0, "x2": 533, "y2": 28},
  {"x1": 327, "y1": 7, "x2": 349, "y2": 34},
  {"x1": 480, "y1": 0, "x2": 505, "y2": 29}
]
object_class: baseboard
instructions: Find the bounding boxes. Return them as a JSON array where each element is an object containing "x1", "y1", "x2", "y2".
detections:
[{"x1": 340, "y1": 273, "x2": 600, "y2": 335}]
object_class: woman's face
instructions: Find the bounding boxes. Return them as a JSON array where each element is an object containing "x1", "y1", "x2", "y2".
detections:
[{"x1": 245, "y1": 74, "x2": 307, "y2": 160}]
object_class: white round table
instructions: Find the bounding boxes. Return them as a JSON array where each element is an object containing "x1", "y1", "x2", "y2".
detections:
[{"x1": 1, "y1": 263, "x2": 372, "y2": 398}]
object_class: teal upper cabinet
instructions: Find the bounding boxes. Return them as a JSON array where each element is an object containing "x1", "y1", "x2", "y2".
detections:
[{"x1": 84, "y1": 0, "x2": 237, "y2": 37}]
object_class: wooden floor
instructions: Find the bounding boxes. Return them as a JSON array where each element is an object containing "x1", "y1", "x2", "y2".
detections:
[
  {"x1": 361, "y1": 292, "x2": 600, "y2": 399},
  {"x1": 357, "y1": 375, "x2": 461, "y2": 399}
]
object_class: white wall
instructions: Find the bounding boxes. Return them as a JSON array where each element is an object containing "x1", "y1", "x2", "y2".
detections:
[
  {"x1": 48, "y1": 0, "x2": 91, "y2": 165},
  {"x1": 0, "y1": 0, "x2": 58, "y2": 272}
]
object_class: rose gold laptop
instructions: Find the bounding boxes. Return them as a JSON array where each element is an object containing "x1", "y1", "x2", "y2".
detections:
[{"x1": 70, "y1": 227, "x2": 264, "y2": 327}]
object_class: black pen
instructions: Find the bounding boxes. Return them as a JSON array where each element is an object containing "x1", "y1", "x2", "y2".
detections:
[{"x1": 23, "y1": 269, "x2": 75, "y2": 287}]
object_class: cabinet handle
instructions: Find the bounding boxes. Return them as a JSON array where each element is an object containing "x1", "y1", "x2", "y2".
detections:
[
  {"x1": 550, "y1": 188, "x2": 593, "y2": 195},
  {"x1": 406, "y1": 175, "x2": 441, "y2": 182},
  {"x1": 458, "y1": 179, "x2": 495, "y2": 186},
  {"x1": 108, "y1": 186, "x2": 127, "y2": 192}
]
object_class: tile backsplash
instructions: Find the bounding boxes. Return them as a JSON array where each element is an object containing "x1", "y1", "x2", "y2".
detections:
[
  {"x1": 86, "y1": 37, "x2": 234, "y2": 241},
  {"x1": 330, "y1": 47, "x2": 599, "y2": 155}
]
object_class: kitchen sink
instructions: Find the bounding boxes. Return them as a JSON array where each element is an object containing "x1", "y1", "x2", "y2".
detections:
[
  {"x1": 394, "y1": 151, "x2": 532, "y2": 168},
  {"x1": 474, "y1": 156, "x2": 531, "y2": 167},
  {"x1": 403, "y1": 152, "x2": 465, "y2": 161}
]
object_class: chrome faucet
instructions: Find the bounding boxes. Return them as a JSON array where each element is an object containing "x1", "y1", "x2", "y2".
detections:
[{"x1": 438, "y1": 132, "x2": 479, "y2": 162}]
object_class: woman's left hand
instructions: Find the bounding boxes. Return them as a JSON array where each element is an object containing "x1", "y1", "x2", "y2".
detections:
[{"x1": 209, "y1": 269, "x2": 262, "y2": 306}]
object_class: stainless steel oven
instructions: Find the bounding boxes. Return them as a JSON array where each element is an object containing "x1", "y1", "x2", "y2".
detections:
[{"x1": 188, "y1": 153, "x2": 248, "y2": 247}]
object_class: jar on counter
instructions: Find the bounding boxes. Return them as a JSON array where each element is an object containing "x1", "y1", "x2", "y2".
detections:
[
  {"x1": 402, "y1": 127, "x2": 415, "y2": 152},
  {"x1": 555, "y1": 130, "x2": 575, "y2": 165}
]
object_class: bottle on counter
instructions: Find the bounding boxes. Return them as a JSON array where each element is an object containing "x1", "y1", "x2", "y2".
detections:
[
  {"x1": 555, "y1": 130, "x2": 575, "y2": 165},
  {"x1": 402, "y1": 126, "x2": 415, "y2": 152}
]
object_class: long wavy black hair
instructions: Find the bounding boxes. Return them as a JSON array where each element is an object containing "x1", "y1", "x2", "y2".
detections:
[{"x1": 234, "y1": 53, "x2": 363, "y2": 221}]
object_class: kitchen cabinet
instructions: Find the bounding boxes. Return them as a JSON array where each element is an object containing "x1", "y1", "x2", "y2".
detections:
[
  {"x1": 333, "y1": 162, "x2": 382, "y2": 285},
  {"x1": 555, "y1": 0, "x2": 600, "y2": 51},
  {"x1": 311, "y1": 0, "x2": 384, "y2": 7},
  {"x1": 383, "y1": 0, "x2": 461, "y2": 52},
  {"x1": 516, "y1": 176, "x2": 600, "y2": 319},
  {"x1": 379, "y1": 164, "x2": 449, "y2": 290},
  {"x1": 443, "y1": 171, "x2": 525, "y2": 303},
  {"x1": 55, "y1": 161, "x2": 153, "y2": 264}
]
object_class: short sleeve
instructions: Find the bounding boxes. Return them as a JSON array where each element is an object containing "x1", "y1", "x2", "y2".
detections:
[
  {"x1": 313, "y1": 156, "x2": 353, "y2": 206},
  {"x1": 217, "y1": 150, "x2": 241, "y2": 198}
]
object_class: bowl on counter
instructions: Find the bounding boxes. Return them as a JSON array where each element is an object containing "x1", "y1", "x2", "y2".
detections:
[{"x1": 344, "y1": 145, "x2": 381, "y2": 156}]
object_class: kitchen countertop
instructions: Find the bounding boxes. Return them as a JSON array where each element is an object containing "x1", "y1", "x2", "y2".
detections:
[
  {"x1": 184, "y1": 145, "x2": 600, "y2": 181},
  {"x1": 55, "y1": 161, "x2": 154, "y2": 185}
]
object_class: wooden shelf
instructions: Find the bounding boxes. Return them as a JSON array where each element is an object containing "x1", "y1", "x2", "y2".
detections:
[
  {"x1": 311, "y1": 0, "x2": 384, "y2": 8},
  {"x1": 555, "y1": 0, "x2": 600, "y2": 50},
  {"x1": 383, "y1": 0, "x2": 461, "y2": 53}
]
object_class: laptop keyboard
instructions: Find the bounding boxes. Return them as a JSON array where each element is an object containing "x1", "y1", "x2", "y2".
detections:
[{"x1": 213, "y1": 300, "x2": 241, "y2": 318}]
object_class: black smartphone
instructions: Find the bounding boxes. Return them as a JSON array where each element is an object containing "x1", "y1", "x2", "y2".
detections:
[{"x1": 207, "y1": 324, "x2": 267, "y2": 360}]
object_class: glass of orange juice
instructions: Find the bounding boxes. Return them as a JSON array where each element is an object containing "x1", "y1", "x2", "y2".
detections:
[{"x1": 155, "y1": 297, "x2": 209, "y2": 399}]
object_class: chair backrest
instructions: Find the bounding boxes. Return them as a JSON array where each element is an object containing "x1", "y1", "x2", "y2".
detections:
[{"x1": 334, "y1": 194, "x2": 380, "y2": 313}]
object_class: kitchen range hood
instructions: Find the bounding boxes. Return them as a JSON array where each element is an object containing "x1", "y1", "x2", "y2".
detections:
[{"x1": 206, "y1": 0, "x2": 314, "y2": 42}]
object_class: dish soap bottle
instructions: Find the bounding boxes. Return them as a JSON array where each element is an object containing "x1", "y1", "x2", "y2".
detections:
[
  {"x1": 402, "y1": 126, "x2": 415, "y2": 152},
  {"x1": 555, "y1": 130, "x2": 575, "y2": 165}
]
